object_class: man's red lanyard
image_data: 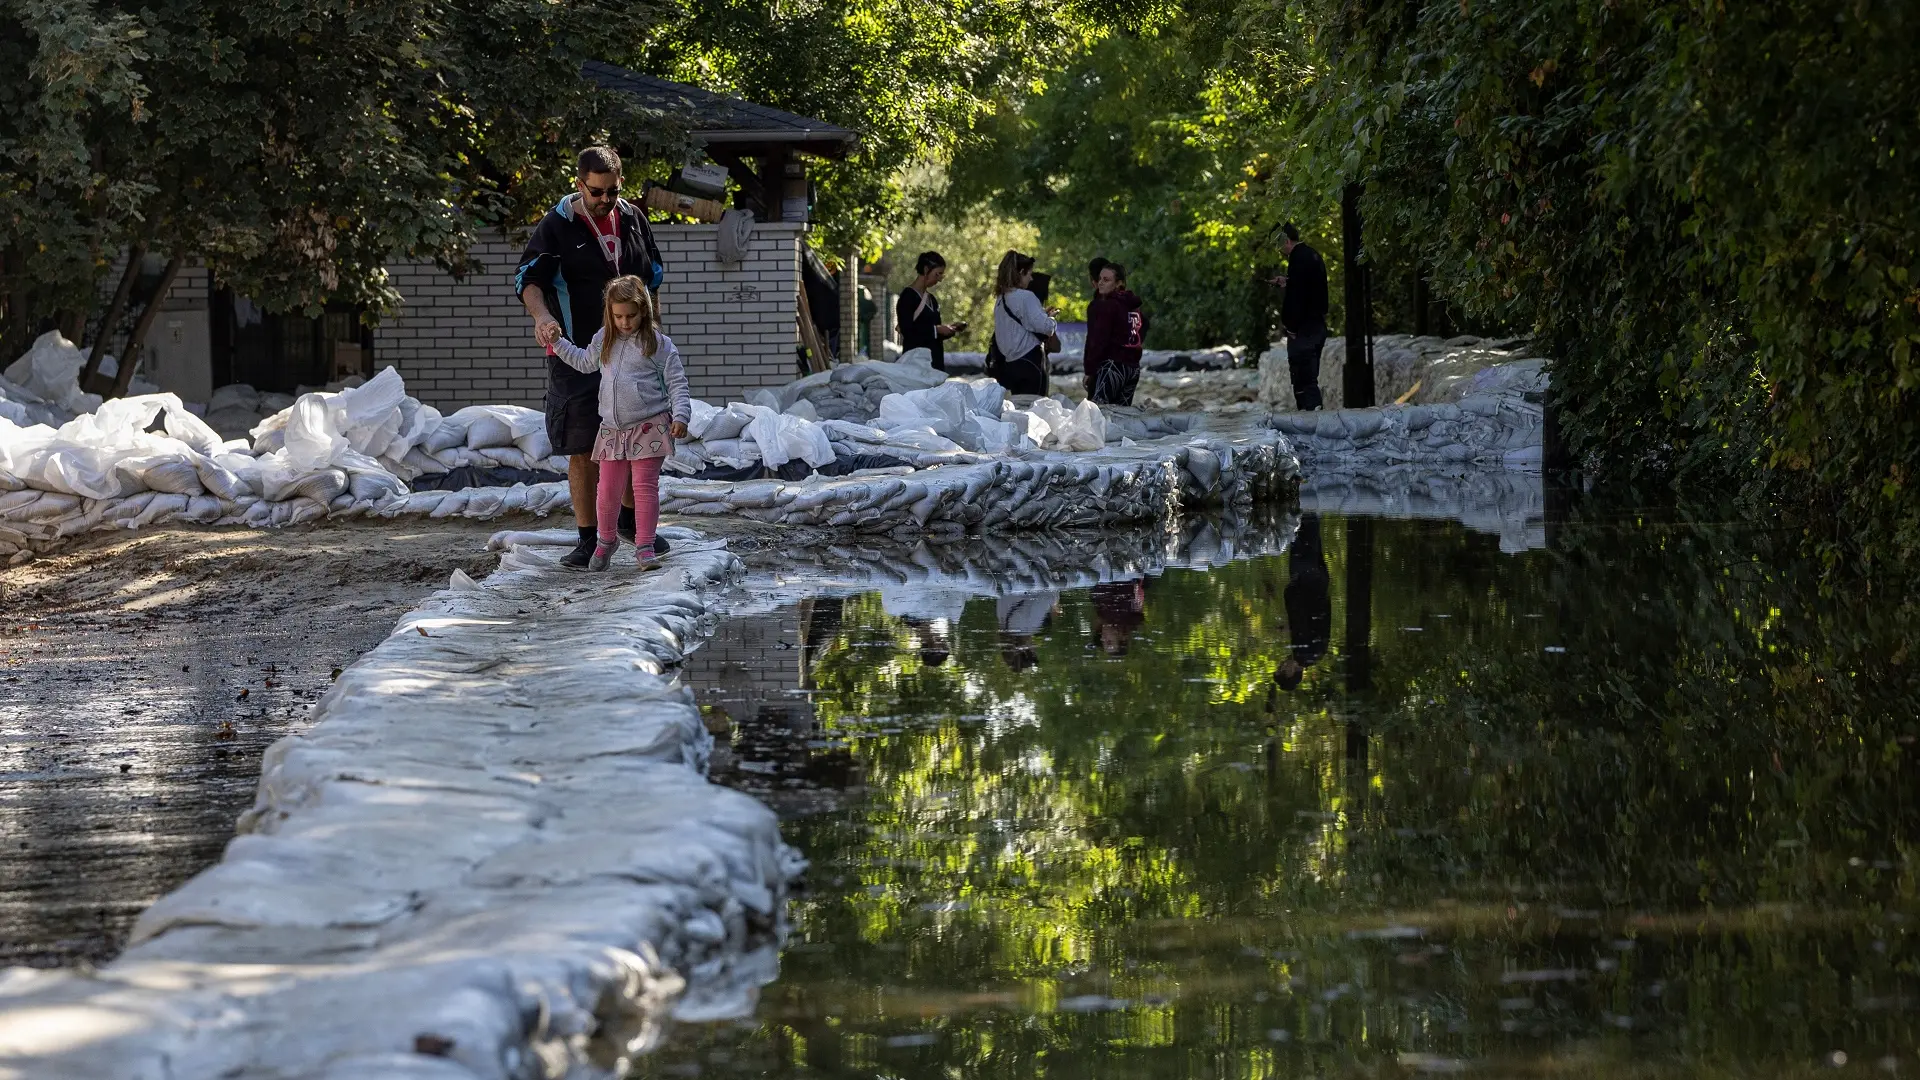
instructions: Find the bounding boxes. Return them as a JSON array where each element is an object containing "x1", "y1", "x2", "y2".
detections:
[{"x1": 587, "y1": 207, "x2": 620, "y2": 273}]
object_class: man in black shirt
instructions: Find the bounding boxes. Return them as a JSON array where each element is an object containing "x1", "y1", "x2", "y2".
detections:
[{"x1": 1271, "y1": 222, "x2": 1328, "y2": 411}]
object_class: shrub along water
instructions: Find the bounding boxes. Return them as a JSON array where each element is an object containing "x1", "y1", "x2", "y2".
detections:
[{"x1": 1320, "y1": 0, "x2": 1920, "y2": 575}]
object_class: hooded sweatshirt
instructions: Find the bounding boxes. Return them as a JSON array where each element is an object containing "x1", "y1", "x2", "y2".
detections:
[
  {"x1": 1084, "y1": 288, "x2": 1146, "y2": 377},
  {"x1": 551, "y1": 330, "x2": 692, "y2": 430}
]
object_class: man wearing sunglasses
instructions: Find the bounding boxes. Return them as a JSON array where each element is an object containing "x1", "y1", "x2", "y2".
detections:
[{"x1": 515, "y1": 145, "x2": 668, "y2": 569}]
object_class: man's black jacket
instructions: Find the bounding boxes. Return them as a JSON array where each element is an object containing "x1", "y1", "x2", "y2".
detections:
[
  {"x1": 1281, "y1": 242, "x2": 1329, "y2": 336},
  {"x1": 514, "y1": 193, "x2": 664, "y2": 398}
]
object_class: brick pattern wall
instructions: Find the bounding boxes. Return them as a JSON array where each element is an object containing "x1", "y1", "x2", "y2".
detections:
[
  {"x1": 653, "y1": 223, "x2": 804, "y2": 404},
  {"x1": 373, "y1": 222, "x2": 805, "y2": 413},
  {"x1": 375, "y1": 235, "x2": 548, "y2": 410}
]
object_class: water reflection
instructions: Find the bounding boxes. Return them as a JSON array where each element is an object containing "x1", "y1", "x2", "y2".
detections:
[{"x1": 669, "y1": 511, "x2": 1920, "y2": 1078}]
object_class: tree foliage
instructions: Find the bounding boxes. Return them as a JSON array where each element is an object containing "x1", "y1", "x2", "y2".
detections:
[
  {"x1": 940, "y1": 0, "x2": 1331, "y2": 350},
  {"x1": 633, "y1": 0, "x2": 1155, "y2": 257},
  {"x1": 1321, "y1": 0, "x2": 1920, "y2": 570},
  {"x1": 0, "y1": 0, "x2": 679, "y2": 356}
]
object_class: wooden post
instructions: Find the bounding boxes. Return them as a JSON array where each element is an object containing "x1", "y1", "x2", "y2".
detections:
[
  {"x1": 1341, "y1": 183, "x2": 1375, "y2": 408},
  {"x1": 795, "y1": 284, "x2": 829, "y2": 373},
  {"x1": 111, "y1": 255, "x2": 182, "y2": 398},
  {"x1": 838, "y1": 250, "x2": 860, "y2": 360}
]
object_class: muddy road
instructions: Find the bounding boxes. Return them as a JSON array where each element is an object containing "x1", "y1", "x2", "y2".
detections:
[{"x1": 0, "y1": 521, "x2": 503, "y2": 966}]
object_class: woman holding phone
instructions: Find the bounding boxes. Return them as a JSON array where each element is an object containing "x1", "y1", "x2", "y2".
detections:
[
  {"x1": 989, "y1": 250, "x2": 1057, "y2": 396},
  {"x1": 896, "y1": 251, "x2": 965, "y2": 371}
]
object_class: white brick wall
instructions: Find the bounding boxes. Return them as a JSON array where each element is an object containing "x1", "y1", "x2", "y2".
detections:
[
  {"x1": 374, "y1": 222, "x2": 805, "y2": 413},
  {"x1": 654, "y1": 222, "x2": 804, "y2": 404}
]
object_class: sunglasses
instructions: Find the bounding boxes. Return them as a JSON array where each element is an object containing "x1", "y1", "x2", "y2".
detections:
[{"x1": 582, "y1": 182, "x2": 620, "y2": 198}]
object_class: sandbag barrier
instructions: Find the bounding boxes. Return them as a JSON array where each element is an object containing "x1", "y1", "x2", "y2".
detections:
[
  {"x1": 658, "y1": 427, "x2": 1296, "y2": 534},
  {"x1": 0, "y1": 427, "x2": 1300, "y2": 561},
  {"x1": 720, "y1": 504, "x2": 1306, "y2": 621},
  {"x1": 1263, "y1": 358, "x2": 1548, "y2": 472},
  {"x1": 0, "y1": 543, "x2": 802, "y2": 1078}
]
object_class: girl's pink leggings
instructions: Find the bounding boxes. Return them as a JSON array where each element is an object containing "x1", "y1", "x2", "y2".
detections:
[{"x1": 596, "y1": 457, "x2": 662, "y2": 550}]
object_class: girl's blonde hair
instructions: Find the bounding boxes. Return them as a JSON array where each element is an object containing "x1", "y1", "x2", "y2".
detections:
[
  {"x1": 993, "y1": 250, "x2": 1035, "y2": 296},
  {"x1": 599, "y1": 275, "x2": 659, "y2": 363}
]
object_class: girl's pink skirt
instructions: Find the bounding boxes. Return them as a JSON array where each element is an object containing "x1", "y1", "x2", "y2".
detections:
[{"x1": 591, "y1": 416, "x2": 674, "y2": 461}]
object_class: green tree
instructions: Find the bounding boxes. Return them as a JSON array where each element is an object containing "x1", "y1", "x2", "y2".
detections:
[
  {"x1": 1317, "y1": 0, "x2": 1920, "y2": 571},
  {"x1": 633, "y1": 0, "x2": 1157, "y2": 258},
  {"x1": 1, "y1": 0, "x2": 679, "y2": 364}
]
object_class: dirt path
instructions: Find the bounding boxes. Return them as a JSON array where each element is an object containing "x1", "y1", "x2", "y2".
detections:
[{"x1": 0, "y1": 520, "x2": 503, "y2": 967}]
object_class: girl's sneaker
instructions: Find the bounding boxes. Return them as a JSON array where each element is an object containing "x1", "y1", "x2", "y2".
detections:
[
  {"x1": 635, "y1": 545, "x2": 660, "y2": 571},
  {"x1": 588, "y1": 539, "x2": 617, "y2": 572}
]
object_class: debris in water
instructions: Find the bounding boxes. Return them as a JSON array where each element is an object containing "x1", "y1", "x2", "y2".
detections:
[
  {"x1": 1398, "y1": 1052, "x2": 1470, "y2": 1073},
  {"x1": 1057, "y1": 995, "x2": 1130, "y2": 1013}
]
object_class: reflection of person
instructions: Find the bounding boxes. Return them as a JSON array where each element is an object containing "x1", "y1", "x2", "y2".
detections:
[
  {"x1": 548, "y1": 277, "x2": 691, "y2": 572},
  {"x1": 997, "y1": 591, "x2": 1057, "y2": 671},
  {"x1": 1274, "y1": 513, "x2": 1331, "y2": 689},
  {"x1": 902, "y1": 616, "x2": 952, "y2": 668},
  {"x1": 896, "y1": 252, "x2": 963, "y2": 371},
  {"x1": 1090, "y1": 578, "x2": 1147, "y2": 656},
  {"x1": 1269, "y1": 222, "x2": 1328, "y2": 411},
  {"x1": 516, "y1": 145, "x2": 666, "y2": 569}
]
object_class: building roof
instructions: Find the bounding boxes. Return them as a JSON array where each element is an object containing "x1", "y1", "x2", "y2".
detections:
[{"x1": 583, "y1": 61, "x2": 859, "y2": 157}]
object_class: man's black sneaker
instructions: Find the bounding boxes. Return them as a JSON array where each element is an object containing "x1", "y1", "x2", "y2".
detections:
[{"x1": 559, "y1": 540, "x2": 594, "y2": 571}]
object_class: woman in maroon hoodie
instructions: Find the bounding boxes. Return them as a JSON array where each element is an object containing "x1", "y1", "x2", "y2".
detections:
[{"x1": 1083, "y1": 262, "x2": 1146, "y2": 406}]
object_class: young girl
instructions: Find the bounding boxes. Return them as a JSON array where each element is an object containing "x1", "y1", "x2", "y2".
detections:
[{"x1": 551, "y1": 276, "x2": 691, "y2": 571}]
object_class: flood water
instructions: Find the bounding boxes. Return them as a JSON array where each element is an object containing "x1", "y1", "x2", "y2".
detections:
[{"x1": 668, "y1": 510, "x2": 1920, "y2": 1077}]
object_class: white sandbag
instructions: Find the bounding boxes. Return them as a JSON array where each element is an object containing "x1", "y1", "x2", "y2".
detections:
[
  {"x1": 1054, "y1": 400, "x2": 1109, "y2": 452},
  {"x1": 279, "y1": 394, "x2": 346, "y2": 471},
  {"x1": 457, "y1": 405, "x2": 544, "y2": 450},
  {"x1": 743, "y1": 408, "x2": 834, "y2": 469},
  {"x1": 686, "y1": 400, "x2": 724, "y2": 439},
  {"x1": 208, "y1": 383, "x2": 263, "y2": 413},
  {"x1": 700, "y1": 403, "x2": 757, "y2": 443},
  {"x1": 1002, "y1": 403, "x2": 1051, "y2": 448},
  {"x1": 514, "y1": 428, "x2": 553, "y2": 461},
  {"x1": 423, "y1": 412, "x2": 470, "y2": 453},
  {"x1": 3, "y1": 331, "x2": 101, "y2": 418},
  {"x1": 121, "y1": 455, "x2": 204, "y2": 496}
]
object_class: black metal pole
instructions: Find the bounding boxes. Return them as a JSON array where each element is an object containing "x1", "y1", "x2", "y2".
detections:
[{"x1": 1341, "y1": 182, "x2": 1374, "y2": 408}]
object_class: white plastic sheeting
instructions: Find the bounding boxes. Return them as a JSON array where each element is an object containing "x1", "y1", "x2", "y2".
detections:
[{"x1": 0, "y1": 543, "x2": 802, "y2": 1079}]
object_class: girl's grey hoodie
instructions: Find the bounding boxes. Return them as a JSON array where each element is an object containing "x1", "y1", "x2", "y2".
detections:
[{"x1": 552, "y1": 330, "x2": 692, "y2": 429}]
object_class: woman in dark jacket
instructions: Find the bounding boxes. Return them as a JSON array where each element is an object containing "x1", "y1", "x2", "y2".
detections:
[{"x1": 896, "y1": 251, "x2": 964, "y2": 370}]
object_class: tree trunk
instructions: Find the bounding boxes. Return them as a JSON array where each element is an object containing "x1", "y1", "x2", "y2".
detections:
[
  {"x1": 112, "y1": 255, "x2": 183, "y2": 398},
  {"x1": 1340, "y1": 182, "x2": 1375, "y2": 408},
  {"x1": 84, "y1": 243, "x2": 146, "y2": 384}
]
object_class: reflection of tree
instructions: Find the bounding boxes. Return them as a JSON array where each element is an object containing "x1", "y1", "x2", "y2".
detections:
[{"x1": 659, "y1": 514, "x2": 1920, "y2": 1078}]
